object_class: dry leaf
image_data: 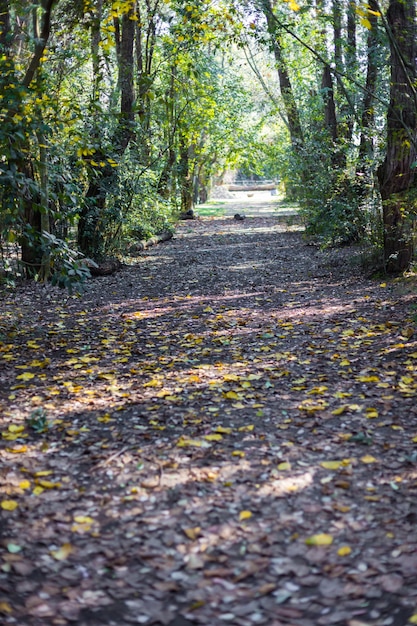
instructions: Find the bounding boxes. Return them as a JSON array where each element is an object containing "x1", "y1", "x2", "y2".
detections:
[
  {"x1": 337, "y1": 546, "x2": 352, "y2": 556},
  {"x1": 51, "y1": 543, "x2": 74, "y2": 561},
  {"x1": 320, "y1": 461, "x2": 342, "y2": 470},
  {"x1": 1, "y1": 500, "x2": 18, "y2": 511},
  {"x1": 305, "y1": 533, "x2": 333, "y2": 546}
]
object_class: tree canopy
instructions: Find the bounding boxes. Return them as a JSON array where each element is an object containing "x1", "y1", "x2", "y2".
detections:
[{"x1": 1, "y1": 0, "x2": 417, "y2": 283}]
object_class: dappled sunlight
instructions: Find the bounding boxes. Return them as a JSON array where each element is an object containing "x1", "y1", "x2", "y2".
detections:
[{"x1": 2, "y1": 217, "x2": 417, "y2": 624}]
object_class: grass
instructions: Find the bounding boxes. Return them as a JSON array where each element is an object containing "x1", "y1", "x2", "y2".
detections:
[{"x1": 195, "y1": 201, "x2": 226, "y2": 217}]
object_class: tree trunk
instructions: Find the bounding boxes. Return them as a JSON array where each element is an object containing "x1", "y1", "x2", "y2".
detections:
[
  {"x1": 78, "y1": 7, "x2": 135, "y2": 258},
  {"x1": 358, "y1": 0, "x2": 379, "y2": 164},
  {"x1": 377, "y1": 0, "x2": 417, "y2": 273},
  {"x1": 261, "y1": 0, "x2": 304, "y2": 151},
  {"x1": 179, "y1": 137, "x2": 194, "y2": 214},
  {"x1": 332, "y1": 0, "x2": 343, "y2": 73},
  {"x1": 321, "y1": 65, "x2": 338, "y2": 143}
]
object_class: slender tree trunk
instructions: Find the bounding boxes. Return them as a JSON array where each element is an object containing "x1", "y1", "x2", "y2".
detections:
[
  {"x1": 332, "y1": 0, "x2": 343, "y2": 73},
  {"x1": 261, "y1": 0, "x2": 304, "y2": 150},
  {"x1": 321, "y1": 65, "x2": 338, "y2": 142},
  {"x1": 358, "y1": 0, "x2": 379, "y2": 164},
  {"x1": 377, "y1": 0, "x2": 417, "y2": 273},
  {"x1": 179, "y1": 137, "x2": 194, "y2": 213},
  {"x1": 346, "y1": 0, "x2": 356, "y2": 71}
]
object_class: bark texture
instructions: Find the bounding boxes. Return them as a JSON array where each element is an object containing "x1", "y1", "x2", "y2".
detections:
[{"x1": 377, "y1": 0, "x2": 417, "y2": 273}]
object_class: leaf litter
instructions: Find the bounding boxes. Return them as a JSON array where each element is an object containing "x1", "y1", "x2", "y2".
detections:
[{"x1": 1, "y1": 216, "x2": 417, "y2": 625}]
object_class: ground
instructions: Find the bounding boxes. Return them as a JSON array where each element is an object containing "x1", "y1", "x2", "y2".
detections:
[{"x1": 1, "y1": 209, "x2": 417, "y2": 626}]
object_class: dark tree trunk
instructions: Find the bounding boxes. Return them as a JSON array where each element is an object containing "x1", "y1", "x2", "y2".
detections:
[
  {"x1": 179, "y1": 137, "x2": 194, "y2": 214},
  {"x1": 333, "y1": 0, "x2": 343, "y2": 73},
  {"x1": 261, "y1": 0, "x2": 304, "y2": 151},
  {"x1": 346, "y1": 0, "x2": 356, "y2": 71},
  {"x1": 358, "y1": 0, "x2": 379, "y2": 164},
  {"x1": 377, "y1": 0, "x2": 417, "y2": 273},
  {"x1": 78, "y1": 7, "x2": 135, "y2": 258},
  {"x1": 321, "y1": 65, "x2": 338, "y2": 143}
]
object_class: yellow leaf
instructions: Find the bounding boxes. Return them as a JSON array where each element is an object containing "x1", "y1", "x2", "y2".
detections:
[
  {"x1": 19, "y1": 480, "x2": 31, "y2": 490},
  {"x1": 0, "y1": 601, "x2": 12, "y2": 614},
  {"x1": 73, "y1": 516, "x2": 94, "y2": 524},
  {"x1": 37, "y1": 480, "x2": 61, "y2": 489},
  {"x1": 204, "y1": 434, "x2": 223, "y2": 441},
  {"x1": 340, "y1": 359, "x2": 351, "y2": 366},
  {"x1": 360, "y1": 455, "x2": 377, "y2": 464},
  {"x1": 215, "y1": 426, "x2": 232, "y2": 434},
  {"x1": 51, "y1": 543, "x2": 74, "y2": 560},
  {"x1": 365, "y1": 407, "x2": 378, "y2": 419},
  {"x1": 337, "y1": 545, "x2": 352, "y2": 556},
  {"x1": 144, "y1": 379, "x2": 162, "y2": 387},
  {"x1": 97, "y1": 413, "x2": 113, "y2": 423},
  {"x1": 224, "y1": 391, "x2": 240, "y2": 400},
  {"x1": 320, "y1": 461, "x2": 342, "y2": 470},
  {"x1": 298, "y1": 401, "x2": 329, "y2": 412},
  {"x1": 16, "y1": 372, "x2": 35, "y2": 381},
  {"x1": 176, "y1": 437, "x2": 203, "y2": 448},
  {"x1": 305, "y1": 533, "x2": 333, "y2": 546},
  {"x1": 360, "y1": 17, "x2": 372, "y2": 29},
  {"x1": 34, "y1": 470, "x2": 53, "y2": 477},
  {"x1": 238, "y1": 425, "x2": 254, "y2": 432},
  {"x1": 332, "y1": 405, "x2": 349, "y2": 415},
  {"x1": 239, "y1": 510, "x2": 252, "y2": 521},
  {"x1": 412, "y1": 436, "x2": 417, "y2": 443},
  {"x1": 27, "y1": 341, "x2": 40, "y2": 349},
  {"x1": 33, "y1": 486, "x2": 44, "y2": 495},
  {"x1": 408, "y1": 615, "x2": 417, "y2": 624},
  {"x1": 307, "y1": 386, "x2": 328, "y2": 395},
  {"x1": 288, "y1": 0, "x2": 300, "y2": 10},
  {"x1": 232, "y1": 450, "x2": 245, "y2": 457},
  {"x1": 183, "y1": 526, "x2": 201, "y2": 540},
  {"x1": 1, "y1": 500, "x2": 18, "y2": 511},
  {"x1": 6, "y1": 445, "x2": 27, "y2": 454},
  {"x1": 8, "y1": 424, "x2": 25, "y2": 433},
  {"x1": 277, "y1": 462, "x2": 291, "y2": 471}
]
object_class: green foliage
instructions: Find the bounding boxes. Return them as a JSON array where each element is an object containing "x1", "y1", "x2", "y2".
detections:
[
  {"x1": 296, "y1": 135, "x2": 364, "y2": 247},
  {"x1": 122, "y1": 171, "x2": 176, "y2": 245},
  {"x1": 40, "y1": 232, "x2": 94, "y2": 293},
  {"x1": 26, "y1": 408, "x2": 50, "y2": 434}
]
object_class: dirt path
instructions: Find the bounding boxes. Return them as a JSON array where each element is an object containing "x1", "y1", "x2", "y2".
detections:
[{"x1": 1, "y1": 216, "x2": 417, "y2": 626}]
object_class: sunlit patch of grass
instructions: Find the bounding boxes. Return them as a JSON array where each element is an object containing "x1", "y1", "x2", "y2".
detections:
[{"x1": 196, "y1": 202, "x2": 226, "y2": 217}]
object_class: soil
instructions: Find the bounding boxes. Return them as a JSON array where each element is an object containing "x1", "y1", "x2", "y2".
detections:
[{"x1": 1, "y1": 215, "x2": 417, "y2": 626}]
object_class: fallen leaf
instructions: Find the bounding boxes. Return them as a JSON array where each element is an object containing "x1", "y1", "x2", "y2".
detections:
[
  {"x1": 183, "y1": 527, "x2": 201, "y2": 540},
  {"x1": 320, "y1": 460, "x2": 342, "y2": 470},
  {"x1": 360, "y1": 455, "x2": 378, "y2": 464},
  {"x1": 337, "y1": 546, "x2": 352, "y2": 556},
  {"x1": 1, "y1": 500, "x2": 18, "y2": 511},
  {"x1": 239, "y1": 510, "x2": 253, "y2": 521},
  {"x1": 50, "y1": 543, "x2": 74, "y2": 561},
  {"x1": 0, "y1": 602, "x2": 12, "y2": 614},
  {"x1": 305, "y1": 533, "x2": 333, "y2": 546},
  {"x1": 7, "y1": 543, "x2": 22, "y2": 553}
]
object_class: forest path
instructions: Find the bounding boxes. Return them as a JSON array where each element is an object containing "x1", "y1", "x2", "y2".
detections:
[{"x1": 1, "y1": 216, "x2": 417, "y2": 626}]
